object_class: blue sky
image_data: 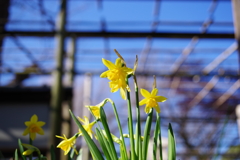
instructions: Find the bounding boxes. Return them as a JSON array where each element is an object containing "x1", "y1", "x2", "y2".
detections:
[{"x1": 1, "y1": 0, "x2": 239, "y2": 158}]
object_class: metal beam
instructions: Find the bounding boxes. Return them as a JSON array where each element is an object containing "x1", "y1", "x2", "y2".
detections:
[
  {"x1": 214, "y1": 79, "x2": 240, "y2": 108},
  {"x1": 2, "y1": 31, "x2": 235, "y2": 39},
  {"x1": 188, "y1": 76, "x2": 219, "y2": 108},
  {"x1": 170, "y1": 37, "x2": 198, "y2": 74},
  {"x1": 202, "y1": 43, "x2": 237, "y2": 74}
]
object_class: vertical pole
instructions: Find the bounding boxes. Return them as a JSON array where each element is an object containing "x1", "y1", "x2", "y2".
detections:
[
  {"x1": 232, "y1": 0, "x2": 240, "y2": 74},
  {"x1": 61, "y1": 36, "x2": 76, "y2": 144},
  {"x1": 50, "y1": 0, "x2": 66, "y2": 154},
  {"x1": 232, "y1": 1, "x2": 240, "y2": 140},
  {"x1": 0, "y1": 0, "x2": 10, "y2": 85},
  {"x1": 81, "y1": 73, "x2": 92, "y2": 160},
  {"x1": 65, "y1": 36, "x2": 76, "y2": 87}
]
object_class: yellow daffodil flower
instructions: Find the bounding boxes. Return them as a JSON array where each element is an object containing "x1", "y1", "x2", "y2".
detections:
[
  {"x1": 78, "y1": 116, "x2": 96, "y2": 139},
  {"x1": 109, "y1": 78, "x2": 129, "y2": 100},
  {"x1": 22, "y1": 114, "x2": 45, "y2": 140},
  {"x1": 56, "y1": 134, "x2": 77, "y2": 155},
  {"x1": 139, "y1": 88, "x2": 167, "y2": 114},
  {"x1": 100, "y1": 58, "x2": 133, "y2": 100},
  {"x1": 100, "y1": 58, "x2": 133, "y2": 81},
  {"x1": 86, "y1": 99, "x2": 108, "y2": 119},
  {"x1": 22, "y1": 143, "x2": 40, "y2": 156}
]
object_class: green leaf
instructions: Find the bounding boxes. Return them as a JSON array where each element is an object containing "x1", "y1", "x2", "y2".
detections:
[
  {"x1": 153, "y1": 114, "x2": 160, "y2": 160},
  {"x1": 69, "y1": 110, "x2": 104, "y2": 160},
  {"x1": 142, "y1": 109, "x2": 153, "y2": 160},
  {"x1": 95, "y1": 128, "x2": 112, "y2": 160},
  {"x1": 18, "y1": 139, "x2": 26, "y2": 160},
  {"x1": 99, "y1": 107, "x2": 118, "y2": 160},
  {"x1": 14, "y1": 149, "x2": 18, "y2": 160},
  {"x1": 50, "y1": 145, "x2": 56, "y2": 160},
  {"x1": 134, "y1": 78, "x2": 142, "y2": 160},
  {"x1": 168, "y1": 123, "x2": 176, "y2": 160}
]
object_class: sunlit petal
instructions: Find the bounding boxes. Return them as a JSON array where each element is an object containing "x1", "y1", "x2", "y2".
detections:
[
  {"x1": 102, "y1": 58, "x2": 116, "y2": 69},
  {"x1": 153, "y1": 104, "x2": 161, "y2": 113},
  {"x1": 115, "y1": 58, "x2": 122, "y2": 67},
  {"x1": 140, "y1": 89, "x2": 151, "y2": 98},
  {"x1": 139, "y1": 98, "x2": 148, "y2": 106},
  {"x1": 155, "y1": 96, "x2": 167, "y2": 102},
  {"x1": 120, "y1": 88, "x2": 126, "y2": 100},
  {"x1": 100, "y1": 70, "x2": 109, "y2": 78},
  {"x1": 151, "y1": 88, "x2": 158, "y2": 96}
]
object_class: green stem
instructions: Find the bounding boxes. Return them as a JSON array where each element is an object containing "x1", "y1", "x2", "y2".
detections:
[
  {"x1": 109, "y1": 99, "x2": 128, "y2": 160},
  {"x1": 157, "y1": 114, "x2": 163, "y2": 160},
  {"x1": 29, "y1": 138, "x2": 33, "y2": 160},
  {"x1": 134, "y1": 75, "x2": 142, "y2": 160},
  {"x1": 142, "y1": 109, "x2": 153, "y2": 160},
  {"x1": 126, "y1": 78, "x2": 136, "y2": 160}
]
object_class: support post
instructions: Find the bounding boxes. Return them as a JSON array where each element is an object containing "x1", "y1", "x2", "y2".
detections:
[
  {"x1": 49, "y1": 0, "x2": 66, "y2": 155},
  {"x1": 232, "y1": 0, "x2": 240, "y2": 74},
  {"x1": 81, "y1": 73, "x2": 92, "y2": 160}
]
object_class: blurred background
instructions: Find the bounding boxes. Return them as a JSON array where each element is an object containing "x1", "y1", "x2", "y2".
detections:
[{"x1": 0, "y1": 0, "x2": 240, "y2": 159}]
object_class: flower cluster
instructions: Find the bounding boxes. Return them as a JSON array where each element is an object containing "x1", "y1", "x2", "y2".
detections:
[
  {"x1": 16, "y1": 50, "x2": 174, "y2": 160},
  {"x1": 100, "y1": 58, "x2": 133, "y2": 100},
  {"x1": 54, "y1": 51, "x2": 169, "y2": 159}
]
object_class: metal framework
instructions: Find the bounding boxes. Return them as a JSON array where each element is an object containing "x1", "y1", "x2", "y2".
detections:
[{"x1": 0, "y1": 0, "x2": 239, "y2": 159}]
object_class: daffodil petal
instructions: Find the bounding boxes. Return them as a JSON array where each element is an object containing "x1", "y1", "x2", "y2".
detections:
[
  {"x1": 55, "y1": 135, "x2": 65, "y2": 140},
  {"x1": 25, "y1": 122, "x2": 31, "y2": 126},
  {"x1": 124, "y1": 67, "x2": 133, "y2": 75},
  {"x1": 102, "y1": 58, "x2": 116, "y2": 69},
  {"x1": 22, "y1": 128, "x2": 29, "y2": 136},
  {"x1": 153, "y1": 104, "x2": 161, "y2": 113},
  {"x1": 89, "y1": 106, "x2": 100, "y2": 118},
  {"x1": 139, "y1": 98, "x2": 148, "y2": 106},
  {"x1": 115, "y1": 58, "x2": 122, "y2": 67},
  {"x1": 151, "y1": 88, "x2": 158, "y2": 96},
  {"x1": 38, "y1": 128, "x2": 44, "y2": 135},
  {"x1": 120, "y1": 88, "x2": 126, "y2": 100},
  {"x1": 23, "y1": 149, "x2": 34, "y2": 156},
  {"x1": 36, "y1": 121, "x2": 45, "y2": 127},
  {"x1": 140, "y1": 89, "x2": 151, "y2": 98},
  {"x1": 30, "y1": 132, "x2": 36, "y2": 140},
  {"x1": 100, "y1": 70, "x2": 109, "y2": 78},
  {"x1": 155, "y1": 96, "x2": 167, "y2": 102},
  {"x1": 78, "y1": 117, "x2": 85, "y2": 123},
  {"x1": 30, "y1": 115, "x2": 38, "y2": 123}
]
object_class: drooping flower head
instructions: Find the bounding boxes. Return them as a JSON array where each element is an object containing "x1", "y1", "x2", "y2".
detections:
[
  {"x1": 22, "y1": 114, "x2": 45, "y2": 140},
  {"x1": 139, "y1": 88, "x2": 167, "y2": 114},
  {"x1": 56, "y1": 134, "x2": 78, "y2": 155},
  {"x1": 86, "y1": 99, "x2": 108, "y2": 119},
  {"x1": 78, "y1": 116, "x2": 96, "y2": 139},
  {"x1": 22, "y1": 143, "x2": 40, "y2": 156},
  {"x1": 100, "y1": 58, "x2": 133, "y2": 99}
]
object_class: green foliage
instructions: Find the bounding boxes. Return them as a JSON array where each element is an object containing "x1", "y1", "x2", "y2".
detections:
[{"x1": 168, "y1": 123, "x2": 176, "y2": 160}]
